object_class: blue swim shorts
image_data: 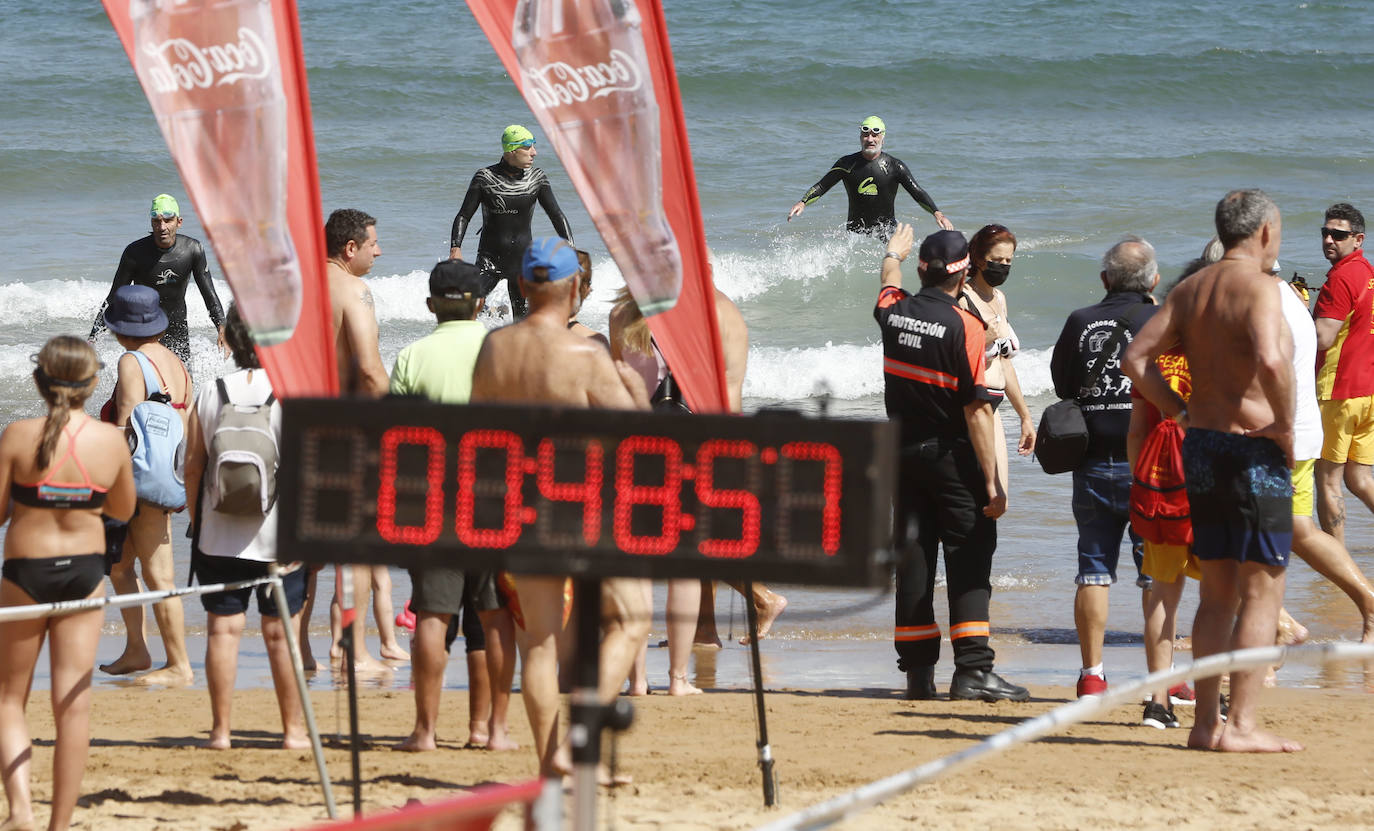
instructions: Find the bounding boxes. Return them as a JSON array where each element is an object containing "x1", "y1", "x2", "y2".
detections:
[{"x1": 1182, "y1": 428, "x2": 1292, "y2": 567}]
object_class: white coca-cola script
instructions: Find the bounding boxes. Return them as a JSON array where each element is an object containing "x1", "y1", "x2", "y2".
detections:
[
  {"x1": 525, "y1": 48, "x2": 644, "y2": 109},
  {"x1": 141, "y1": 26, "x2": 273, "y2": 94}
]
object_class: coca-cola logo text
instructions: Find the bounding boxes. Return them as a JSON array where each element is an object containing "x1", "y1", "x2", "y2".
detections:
[
  {"x1": 141, "y1": 26, "x2": 273, "y2": 94},
  {"x1": 525, "y1": 48, "x2": 644, "y2": 109}
]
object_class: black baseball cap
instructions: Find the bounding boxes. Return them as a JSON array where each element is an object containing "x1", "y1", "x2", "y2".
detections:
[
  {"x1": 429, "y1": 259, "x2": 484, "y2": 299},
  {"x1": 918, "y1": 230, "x2": 970, "y2": 275}
]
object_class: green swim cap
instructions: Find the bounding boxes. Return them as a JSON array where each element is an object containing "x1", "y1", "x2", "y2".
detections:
[
  {"x1": 860, "y1": 116, "x2": 886, "y2": 132},
  {"x1": 502, "y1": 125, "x2": 536, "y2": 153},
  {"x1": 150, "y1": 193, "x2": 180, "y2": 218}
]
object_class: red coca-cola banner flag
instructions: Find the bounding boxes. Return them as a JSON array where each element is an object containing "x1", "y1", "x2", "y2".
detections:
[
  {"x1": 465, "y1": 0, "x2": 729, "y2": 413},
  {"x1": 101, "y1": 0, "x2": 336, "y2": 398}
]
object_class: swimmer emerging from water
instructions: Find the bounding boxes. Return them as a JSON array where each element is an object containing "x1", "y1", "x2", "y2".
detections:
[
  {"x1": 449, "y1": 125, "x2": 574, "y2": 320},
  {"x1": 788, "y1": 116, "x2": 954, "y2": 240}
]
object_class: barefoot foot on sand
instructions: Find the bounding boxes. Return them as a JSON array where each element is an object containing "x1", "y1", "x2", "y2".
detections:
[
  {"x1": 0, "y1": 813, "x2": 37, "y2": 831},
  {"x1": 1187, "y1": 722, "x2": 1224, "y2": 750},
  {"x1": 739, "y1": 591, "x2": 788, "y2": 645},
  {"x1": 380, "y1": 643, "x2": 410, "y2": 661},
  {"x1": 200, "y1": 735, "x2": 231, "y2": 750},
  {"x1": 341, "y1": 654, "x2": 392, "y2": 676},
  {"x1": 1276, "y1": 608, "x2": 1309, "y2": 646},
  {"x1": 99, "y1": 652, "x2": 152, "y2": 676},
  {"x1": 282, "y1": 735, "x2": 311, "y2": 751},
  {"x1": 395, "y1": 733, "x2": 436, "y2": 752},
  {"x1": 136, "y1": 665, "x2": 194, "y2": 686},
  {"x1": 486, "y1": 734, "x2": 520, "y2": 751},
  {"x1": 668, "y1": 673, "x2": 703, "y2": 696},
  {"x1": 1216, "y1": 726, "x2": 1303, "y2": 753}
]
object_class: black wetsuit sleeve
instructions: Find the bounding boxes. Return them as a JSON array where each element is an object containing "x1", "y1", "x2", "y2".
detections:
[
  {"x1": 894, "y1": 159, "x2": 939, "y2": 215},
  {"x1": 538, "y1": 179, "x2": 574, "y2": 243},
  {"x1": 450, "y1": 173, "x2": 484, "y2": 249},
  {"x1": 90, "y1": 245, "x2": 139, "y2": 340},
  {"x1": 190, "y1": 240, "x2": 224, "y2": 327},
  {"x1": 799, "y1": 158, "x2": 848, "y2": 205}
]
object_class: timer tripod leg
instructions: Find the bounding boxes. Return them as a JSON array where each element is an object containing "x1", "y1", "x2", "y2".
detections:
[{"x1": 745, "y1": 582, "x2": 778, "y2": 807}]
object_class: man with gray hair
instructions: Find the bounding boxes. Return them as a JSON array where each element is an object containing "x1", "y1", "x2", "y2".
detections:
[
  {"x1": 1050, "y1": 236, "x2": 1159, "y2": 698},
  {"x1": 1124, "y1": 189, "x2": 1299, "y2": 752}
]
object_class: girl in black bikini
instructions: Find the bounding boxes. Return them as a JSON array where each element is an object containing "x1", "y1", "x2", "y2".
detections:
[{"x1": 0, "y1": 336, "x2": 135, "y2": 831}]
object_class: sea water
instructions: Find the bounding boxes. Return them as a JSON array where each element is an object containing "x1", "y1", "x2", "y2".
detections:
[{"x1": 2, "y1": 0, "x2": 1374, "y2": 691}]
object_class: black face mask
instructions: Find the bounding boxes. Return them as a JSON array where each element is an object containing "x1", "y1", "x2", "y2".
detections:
[{"x1": 981, "y1": 261, "x2": 1011, "y2": 287}]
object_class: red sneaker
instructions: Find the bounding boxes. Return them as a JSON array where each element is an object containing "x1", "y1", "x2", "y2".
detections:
[
  {"x1": 395, "y1": 601, "x2": 417, "y2": 632},
  {"x1": 1168, "y1": 682, "x2": 1195, "y2": 705},
  {"x1": 1076, "y1": 673, "x2": 1108, "y2": 698}
]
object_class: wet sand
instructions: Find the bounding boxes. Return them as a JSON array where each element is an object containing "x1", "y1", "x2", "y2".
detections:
[{"x1": 18, "y1": 680, "x2": 1374, "y2": 829}]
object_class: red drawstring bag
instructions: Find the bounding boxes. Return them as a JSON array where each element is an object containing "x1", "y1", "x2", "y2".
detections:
[{"x1": 1130, "y1": 419, "x2": 1192, "y2": 545}]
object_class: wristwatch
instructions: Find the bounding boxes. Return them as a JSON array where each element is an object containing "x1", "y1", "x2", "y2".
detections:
[{"x1": 884, "y1": 251, "x2": 904, "y2": 263}]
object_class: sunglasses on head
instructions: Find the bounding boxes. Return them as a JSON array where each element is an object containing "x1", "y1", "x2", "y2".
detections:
[
  {"x1": 1321, "y1": 226, "x2": 1356, "y2": 241},
  {"x1": 860, "y1": 126, "x2": 884, "y2": 136}
]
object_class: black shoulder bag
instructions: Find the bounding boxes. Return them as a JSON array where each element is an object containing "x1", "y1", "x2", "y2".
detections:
[{"x1": 1035, "y1": 312, "x2": 1139, "y2": 474}]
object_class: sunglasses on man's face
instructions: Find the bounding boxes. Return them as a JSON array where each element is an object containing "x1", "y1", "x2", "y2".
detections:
[
  {"x1": 860, "y1": 127, "x2": 884, "y2": 136},
  {"x1": 1321, "y1": 226, "x2": 1356, "y2": 241}
]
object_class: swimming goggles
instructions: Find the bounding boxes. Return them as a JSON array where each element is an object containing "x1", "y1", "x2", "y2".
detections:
[{"x1": 860, "y1": 126, "x2": 884, "y2": 136}]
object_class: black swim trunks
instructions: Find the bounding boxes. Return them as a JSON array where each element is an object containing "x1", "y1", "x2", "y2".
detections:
[{"x1": 1182, "y1": 428, "x2": 1293, "y2": 567}]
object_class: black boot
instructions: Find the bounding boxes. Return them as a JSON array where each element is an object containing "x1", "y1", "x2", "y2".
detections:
[
  {"x1": 949, "y1": 668, "x2": 1029, "y2": 702},
  {"x1": 905, "y1": 666, "x2": 937, "y2": 700}
]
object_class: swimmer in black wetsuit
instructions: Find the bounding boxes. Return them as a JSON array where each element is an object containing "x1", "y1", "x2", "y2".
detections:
[
  {"x1": 449, "y1": 125, "x2": 574, "y2": 319},
  {"x1": 88, "y1": 194, "x2": 226, "y2": 364},
  {"x1": 788, "y1": 116, "x2": 954, "y2": 240}
]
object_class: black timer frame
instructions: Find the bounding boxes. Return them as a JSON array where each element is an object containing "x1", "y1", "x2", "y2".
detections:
[
  {"x1": 277, "y1": 398, "x2": 897, "y2": 586},
  {"x1": 277, "y1": 398, "x2": 897, "y2": 822}
]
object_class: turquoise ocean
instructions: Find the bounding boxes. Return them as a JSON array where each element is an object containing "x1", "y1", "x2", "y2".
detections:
[{"x1": 2, "y1": 0, "x2": 1374, "y2": 693}]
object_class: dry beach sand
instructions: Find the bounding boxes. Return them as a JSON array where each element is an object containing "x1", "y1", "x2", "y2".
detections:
[{"x1": 17, "y1": 681, "x2": 1374, "y2": 830}]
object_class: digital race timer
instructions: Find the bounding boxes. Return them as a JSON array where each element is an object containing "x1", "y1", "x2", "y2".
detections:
[{"x1": 277, "y1": 399, "x2": 897, "y2": 587}]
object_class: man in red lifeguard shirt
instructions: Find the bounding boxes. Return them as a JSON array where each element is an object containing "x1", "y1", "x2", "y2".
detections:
[{"x1": 1314, "y1": 203, "x2": 1374, "y2": 546}]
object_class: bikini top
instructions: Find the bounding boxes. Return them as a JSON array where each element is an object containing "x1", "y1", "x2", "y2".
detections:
[{"x1": 11, "y1": 419, "x2": 108, "y2": 509}]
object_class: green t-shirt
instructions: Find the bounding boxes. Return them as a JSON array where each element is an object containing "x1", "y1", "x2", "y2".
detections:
[{"x1": 389, "y1": 319, "x2": 488, "y2": 404}]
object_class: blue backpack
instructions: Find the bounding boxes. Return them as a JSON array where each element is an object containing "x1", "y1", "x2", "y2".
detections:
[{"x1": 125, "y1": 350, "x2": 187, "y2": 510}]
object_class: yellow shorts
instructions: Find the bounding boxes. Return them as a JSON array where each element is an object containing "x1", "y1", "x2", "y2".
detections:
[
  {"x1": 1141, "y1": 540, "x2": 1200, "y2": 583},
  {"x1": 1292, "y1": 458, "x2": 1315, "y2": 518},
  {"x1": 1320, "y1": 396, "x2": 1374, "y2": 465}
]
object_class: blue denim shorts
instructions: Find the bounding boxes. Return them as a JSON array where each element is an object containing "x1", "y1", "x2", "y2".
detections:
[{"x1": 1072, "y1": 458, "x2": 1150, "y2": 589}]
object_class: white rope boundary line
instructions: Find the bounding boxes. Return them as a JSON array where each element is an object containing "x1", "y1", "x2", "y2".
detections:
[
  {"x1": 755, "y1": 642, "x2": 1374, "y2": 831},
  {"x1": 0, "y1": 575, "x2": 279, "y2": 622}
]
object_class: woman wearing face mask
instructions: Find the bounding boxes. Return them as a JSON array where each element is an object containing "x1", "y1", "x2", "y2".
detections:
[{"x1": 958, "y1": 224, "x2": 1034, "y2": 496}]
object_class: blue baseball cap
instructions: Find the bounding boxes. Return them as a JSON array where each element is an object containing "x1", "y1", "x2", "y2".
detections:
[{"x1": 522, "y1": 237, "x2": 579, "y2": 282}]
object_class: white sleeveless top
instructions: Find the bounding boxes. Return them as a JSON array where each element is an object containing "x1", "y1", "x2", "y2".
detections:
[{"x1": 1279, "y1": 279, "x2": 1322, "y2": 462}]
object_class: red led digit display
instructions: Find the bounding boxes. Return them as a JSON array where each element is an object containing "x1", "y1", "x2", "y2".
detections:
[
  {"x1": 455, "y1": 429, "x2": 526, "y2": 549},
  {"x1": 278, "y1": 400, "x2": 895, "y2": 587},
  {"x1": 694, "y1": 439, "x2": 761, "y2": 558},
  {"x1": 375, "y1": 426, "x2": 446, "y2": 545},
  {"x1": 535, "y1": 437, "x2": 604, "y2": 546},
  {"x1": 613, "y1": 435, "x2": 683, "y2": 555},
  {"x1": 777, "y1": 441, "x2": 843, "y2": 557}
]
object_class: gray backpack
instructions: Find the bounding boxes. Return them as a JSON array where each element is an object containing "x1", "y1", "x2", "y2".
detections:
[{"x1": 207, "y1": 377, "x2": 278, "y2": 516}]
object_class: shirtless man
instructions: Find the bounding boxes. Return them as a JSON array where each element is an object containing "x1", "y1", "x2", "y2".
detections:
[
  {"x1": 1124, "y1": 189, "x2": 1300, "y2": 753},
  {"x1": 317, "y1": 208, "x2": 407, "y2": 671},
  {"x1": 471, "y1": 236, "x2": 651, "y2": 779}
]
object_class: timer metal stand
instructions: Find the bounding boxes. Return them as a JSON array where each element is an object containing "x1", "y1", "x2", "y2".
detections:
[{"x1": 569, "y1": 576, "x2": 635, "y2": 831}]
